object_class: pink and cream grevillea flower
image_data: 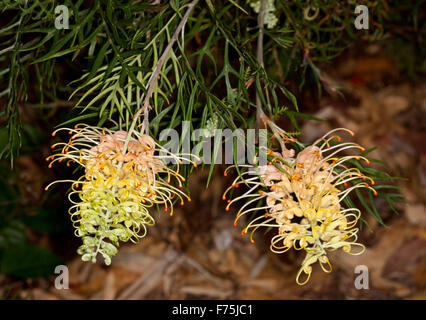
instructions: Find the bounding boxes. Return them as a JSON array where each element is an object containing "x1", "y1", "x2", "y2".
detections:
[
  {"x1": 223, "y1": 128, "x2": 377, "y2": 285},
  {"x1": 46, "y1": 124, "x2": 196, "y2": 265}
]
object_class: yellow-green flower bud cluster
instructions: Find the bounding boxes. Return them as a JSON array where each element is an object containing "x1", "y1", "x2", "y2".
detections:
[{"x1": 248, "y1": 0, "x2": 278, "y2": 29}]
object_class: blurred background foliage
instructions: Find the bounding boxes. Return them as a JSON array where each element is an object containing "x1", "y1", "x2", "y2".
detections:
[{"x1": 0, "y1": 0, "x2": 424, "y2": 282}]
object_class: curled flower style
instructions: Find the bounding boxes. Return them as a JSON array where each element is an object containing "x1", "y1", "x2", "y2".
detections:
[
  {"x1": 223, "y1": 128, "x2": 376, "y2": 285},
  {"x1": 46, "y1": 124, "x2": 197, "y2": 265}
]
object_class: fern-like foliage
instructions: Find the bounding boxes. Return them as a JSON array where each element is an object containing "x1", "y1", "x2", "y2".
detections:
[{"x1": 1, "y1": 0, "x2": 418, "y2": 225}]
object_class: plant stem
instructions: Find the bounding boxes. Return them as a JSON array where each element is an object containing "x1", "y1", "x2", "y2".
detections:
[
  {"x1": 255, "y1": 0, "x2": 266, "y2": 143},
  {"x1": 122, "y1": 0, "x2": 199, "y2": 157}
]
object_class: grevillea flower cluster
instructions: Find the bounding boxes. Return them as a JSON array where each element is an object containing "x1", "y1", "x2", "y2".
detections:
[
  {"x1": 223, "y1": 128, "x2": 377, "y2": 285},
  {"x1": 46, "y1": 125, "x2": 195, "y2": 265}
]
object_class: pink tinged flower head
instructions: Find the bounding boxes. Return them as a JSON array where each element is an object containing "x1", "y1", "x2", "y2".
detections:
[
  {"x1": 46, "y1": 124, "x2": 197, "y2": 264},
  {"x1": 224, "y1": 128, "x2": 376, "y2": 285}
]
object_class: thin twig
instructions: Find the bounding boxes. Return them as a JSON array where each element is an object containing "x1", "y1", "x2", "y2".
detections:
[
  {"x1": 256, "y1": 0, "x2": 266, "y2": 71},
  {"x1": 140, "y1": 0, "x2": 198, "y2": 130},
  {"x1": 121, "y1": 0, "x2": 199, "y2": 157},
  {"x1": 255, "y1": 0, "x2": 266, "y2": 143},
  {"x1": 254, "y1": 1, "x2": 294, "y2": 155}
]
